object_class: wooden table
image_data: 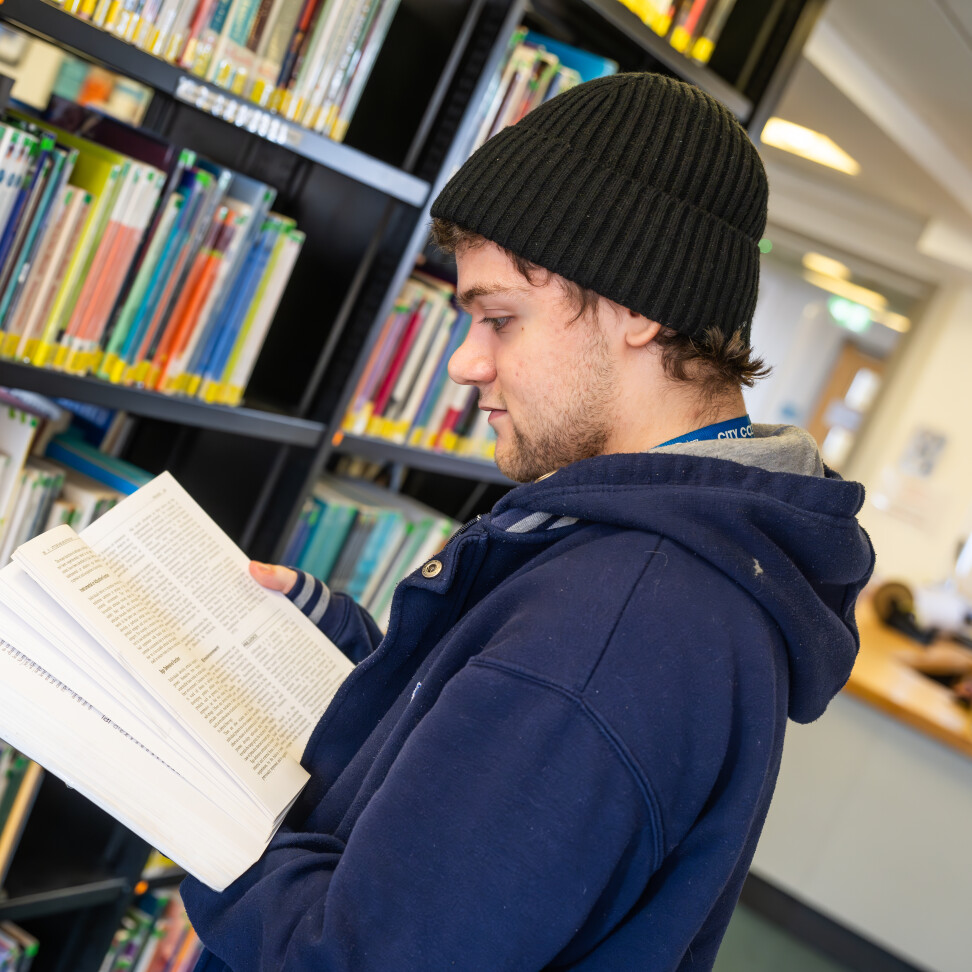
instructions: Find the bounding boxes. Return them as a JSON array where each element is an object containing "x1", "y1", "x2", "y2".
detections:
[{"x1": 848, "y1": 600, "x2": 972, "y2": 758}]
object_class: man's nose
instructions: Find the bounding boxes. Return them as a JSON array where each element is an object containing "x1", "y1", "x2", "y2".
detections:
[{"x1": 448, "y1": 329, "x2": 495, "y2": 386}]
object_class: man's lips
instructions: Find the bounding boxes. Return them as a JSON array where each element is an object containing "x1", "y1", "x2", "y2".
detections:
[{"x1": 480, "y1": 405, "x2": 507, "y2": 424}]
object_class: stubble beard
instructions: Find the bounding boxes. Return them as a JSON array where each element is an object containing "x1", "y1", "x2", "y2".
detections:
[{"x1": 494, "y1": 329, "x2": 618, "y2": 483}]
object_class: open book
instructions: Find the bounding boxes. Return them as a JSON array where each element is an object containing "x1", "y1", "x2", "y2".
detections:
[{"x1": 0, "y1": 472, "x2": 354, "y2": 891}]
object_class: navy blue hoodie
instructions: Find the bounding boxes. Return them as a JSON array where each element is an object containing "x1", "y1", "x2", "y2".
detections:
[{"x1": 183, "y1": 427, "x2": 874, "y2": 970}]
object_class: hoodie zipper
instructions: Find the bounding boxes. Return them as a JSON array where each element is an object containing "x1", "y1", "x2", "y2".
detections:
[{"x1": 446, "y1": 514, "x2": 483, "y2": 547}]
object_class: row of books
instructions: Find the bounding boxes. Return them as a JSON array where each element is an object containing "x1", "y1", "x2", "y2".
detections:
[
  {"x1": 0, "y1": 96, "x2": 303, "y2": 406},
  {"x1": 0, "y1": 919, "x2": 37, "y2": 971},
  {"x1": 282, "y1": 474, "x2": 456, "y2": 631},
  {"x1": 340, "y1": 272, "x2": 496, "y2": 462},
  {"x1": 463, "y1": 29, "x2": 617, "y2": 159},
  {"x1": 0, "y1": 390, "x2": 153, "y2": 571},
  {"x1": 617, "y1": 0, "x2": 739, "y2": 64},
  {"x1": 51, "y1": 48, "x2": 153, "y2": 127},
  {"x1": 100, "y1": 884, "x2": 200, "y2": 972},
  {"x1": 57, "y1": 0, "x2": 401, "y2": 141}
]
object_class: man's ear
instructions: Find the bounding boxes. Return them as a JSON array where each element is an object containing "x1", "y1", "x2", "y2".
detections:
[{"x1": 624, "y1": 311, "x2": 663, "y2": 349}]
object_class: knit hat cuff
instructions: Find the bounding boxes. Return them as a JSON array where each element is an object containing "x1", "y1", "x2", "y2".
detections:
[{"x1": 432, "y1": 123, "x2": 762, "y2": 341}]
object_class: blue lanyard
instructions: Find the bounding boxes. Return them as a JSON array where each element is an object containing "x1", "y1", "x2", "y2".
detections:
[{"x1": 656, "y1": 415, "x2": 753, "y2": 449}]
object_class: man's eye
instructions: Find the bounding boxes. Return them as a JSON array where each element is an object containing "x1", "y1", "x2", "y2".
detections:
[{"x1": 481, "y1": 316, "x2": 512, "y2": 332}]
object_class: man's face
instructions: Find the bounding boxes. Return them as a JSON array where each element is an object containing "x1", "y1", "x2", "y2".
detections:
[{"x1": 450, "y1": 242, "x2": 620, "y2": 483}]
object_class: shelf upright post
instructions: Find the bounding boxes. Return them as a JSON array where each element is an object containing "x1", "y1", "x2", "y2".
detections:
[
  {"x1": 745, "y1": 0, "x2": 827, "y2": 135},
  {"x1": 400, "y1": 0, "x2": 490, "y2": 174}
]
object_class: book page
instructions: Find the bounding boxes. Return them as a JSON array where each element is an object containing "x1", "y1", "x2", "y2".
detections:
[
  {"x1": 0, "y1": 577, "x2": 253, "y2": 816},
  {"x1": 0, "y1": 637, "x2": 277, "y2": 891},
  {"x1": 13, "y1": 472, "x2": 353, "y2": 818}
]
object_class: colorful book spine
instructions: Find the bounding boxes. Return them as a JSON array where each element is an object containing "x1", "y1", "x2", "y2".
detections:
[
  {"x1": 0, "y1": 103, "x2": 299, "y2": 405},
  {"x1": 284, "y1": 474, "x2": 457, "y2": 630},
  {"x1": 341, "y1": 273, "x2": 492, "y2": 460},
  {"x1": 0, "y1": 144, "x2": 71, "y2": 347},
  {"x1": 101, "y1": 888, "x2": 202, "y2": 972},
  {"x1": 55, "y1": 0, "x2": 398, "y2": 137},
  {"x1": 214, "y1": 226, "x2": 303, "y2": 405}
]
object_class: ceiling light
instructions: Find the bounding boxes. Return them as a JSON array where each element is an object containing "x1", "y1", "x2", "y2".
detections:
[
  {"x1": 761, "y1": 118, "x2": 861, "y2": 175},
  {"x1": 872, "y1": 310, "x2": 911, "y2": 333},
  {"x1": 803, "y1": 270, "x2": 888, "y2": 310},
  {"x1": 802, "y1": 252, "x2": 851, "y2": 279}
]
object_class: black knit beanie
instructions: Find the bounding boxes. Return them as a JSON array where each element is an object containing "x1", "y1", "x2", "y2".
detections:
[{"x1": 430, "y1": 72, "x2": 768, "y2": 345}]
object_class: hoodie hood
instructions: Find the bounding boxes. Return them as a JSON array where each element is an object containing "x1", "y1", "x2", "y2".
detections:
[{"x1": 490, "y1": 426, "x2": 874, "y2": 723}]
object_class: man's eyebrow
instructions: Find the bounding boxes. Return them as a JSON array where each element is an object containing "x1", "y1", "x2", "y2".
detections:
[{"x1": 455, "y1": 283, "x2": 531, "y2": 311}]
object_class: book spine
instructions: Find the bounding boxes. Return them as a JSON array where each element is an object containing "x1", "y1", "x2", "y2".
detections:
[
  {"x1": 61, "y1": 163, "x2": 143, "y2": 358},
  {"x1": 269, "y1": 0, "x2": 321, "y2": 101},
  {"x1": 194, "y1": 219, "x2": 278, "y2": 396},
  {"x1": 381, "y1": 295, "x2": 441, "y2": 423},
  {"x1": 0, "y1": 134, "x2": 42, "y2": 275},
  {"x1": 393, "y1": 306, "x2": 454, "y2": 443},
  {"x1": 409, "y1": 311, "x2": 470, "y2": 447},
  {"x1": 159, "y1": 215, "x2": 242, "y2": 393},
  {"x1": 43, "y1": 160, "x2": 129, "y2": 369},
  {"x1": 210, "y1": 0, "x2": 263, "y2": 89},
  {"x1": 82, "y1": 169, "x2": 164, "y2": 364},
  {"x1": 179, "y1": 0, "x2": 219, "y2": 66},
  {"x1": 217, "y1": 226, "x2": 300, "y2": 404},
  {"x1": 2, "y1": 180, "x2": 71, "y2": 352},
  {"x1": 300, "y1": 0, "x2": 367, "y2": 130},
  {"x1": 248, "y1": 0, "x2": 304, "y2": 105},
  {"x1": 147, "y1": 205, "x2": 231, "y2": 388},
  {"x1": 187, "y1": 0, "x2": 239, "y2": 76},
  {"x1": 328, "y1": 0, "x2": 401, "y2": 141},
  {"x1": 281, "y1": 0, "x2": 344, "y2": 122},
  {"x1": 99, "y1": 192, "x2": 182, "y2": 381},
  {"x1": 0, "y1": 146, "x2": 63, "y2": 334},
  {"x1": 366, "y1": 306, "x2": 422, "y2": 425},
  {"x1": 19, "y1": 191, "x2": 90, "y2": 362},
  {"x1": 310, "y1": 0, "x2": 380, "y2": 133}
]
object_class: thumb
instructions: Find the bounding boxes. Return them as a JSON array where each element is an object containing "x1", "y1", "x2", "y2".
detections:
[{"x1": 249, "y1": 561, "x2": 298, "y2": 595}]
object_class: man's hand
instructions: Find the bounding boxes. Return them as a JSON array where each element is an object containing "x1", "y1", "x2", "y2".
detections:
[{"x1": 249, "y1": 561, "x2": 298, "y2": 595}]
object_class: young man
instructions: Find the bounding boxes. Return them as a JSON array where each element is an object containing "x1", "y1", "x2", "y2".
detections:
[{"x1": 183, "y1": 73, "x2": 874, "y2": 970}]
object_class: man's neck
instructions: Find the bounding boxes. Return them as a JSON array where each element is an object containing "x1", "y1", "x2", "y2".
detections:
[{"x1": 605, "y1": 389, "x2": 749, "y2": 455}]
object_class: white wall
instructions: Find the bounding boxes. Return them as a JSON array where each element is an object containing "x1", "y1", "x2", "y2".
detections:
[
  {"x1": 744, "y1": 262, "x2": 845, "y2": 426},
  {"x1": 848, "y1": 284, "x2": 972, "y2": 584}
]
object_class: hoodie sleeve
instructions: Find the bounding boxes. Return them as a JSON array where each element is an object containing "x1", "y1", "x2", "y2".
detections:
[
  {"x1": 182, "y1": 661, "x2": 658, "y2": 971},
  {"x1": 285, "y1": 570, "x2": 383, "y2": 664}
]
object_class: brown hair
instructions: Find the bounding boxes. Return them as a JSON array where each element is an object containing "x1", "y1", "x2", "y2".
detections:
[{"x1": 431, "y1": 218, "x2": 770, "y2": 398}]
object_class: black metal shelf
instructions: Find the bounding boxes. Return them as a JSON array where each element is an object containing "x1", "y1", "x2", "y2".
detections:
[
  {"x1": 540, "y1": 0, "x2": 753, "y2": 121},
  {"x1": 0, "y1": 361, "x2": 325, "y2": 447},
  {"x1": 335, "y1": 432, "x2": 513, "y2": 485},
  {"x1": 0, "y1": 0, "x2": 430, "y2": 207},
  {"x1": 0, "y1": 877, "x2": 128, "y2": 921},
  {"x1": 140, "y1": 866, "x2": 187, "y2": 892}
]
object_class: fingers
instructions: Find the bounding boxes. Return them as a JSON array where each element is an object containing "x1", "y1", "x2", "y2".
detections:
[{"x1": 249, "y1": 561, "x2": 298, "y2": 595}]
